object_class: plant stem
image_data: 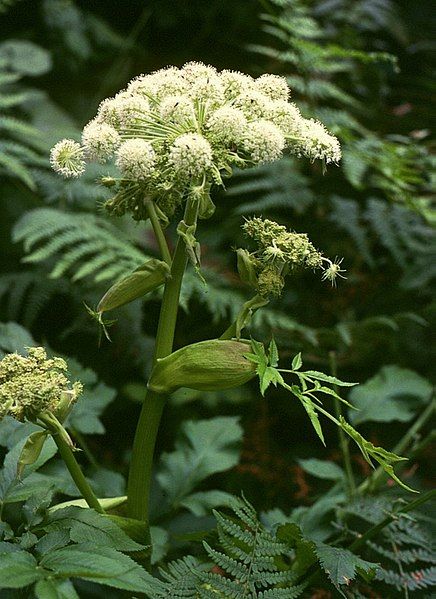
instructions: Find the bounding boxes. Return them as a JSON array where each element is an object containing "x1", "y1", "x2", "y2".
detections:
[
  {"x1": 39, "y1": 413, "x2": 104, "y2": 513},
  {"x1": 358, "y1": 398, "x2": 435, "y2": 494},
  {"x1": 127, "y1": 196, "x2": 199, "y2": 525},
  {"x1": 145, "y1": 199, "x2": 172, "y2": 266},
  {"x1": 220, "y1": 294, "x2": 268, "y2": 340},
  {"x1": 329, "y1": 351, "x2": 356, "y2": 498}
]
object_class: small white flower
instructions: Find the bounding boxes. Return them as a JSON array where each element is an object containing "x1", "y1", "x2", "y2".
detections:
[
  {"x1": 255, "y1": 74, "x2": 290, "y2": 102},
  {"x1": 295, "y1": 119, "x2": 341, "y2": 164},
  {"x1": 243, "y1": 120, "x2": 285, "y2": 164},
  {"x1": 265, "y1": 100, "x2": 302, "y2": 136},
  {"x1": 98, "y1": 93, "x2": 150, "y2": 128},
  {"x1": 219, "y1": 69, "x2": 255, "y2": 100},
  {"x1": 321, "y1": 257, "x2": 346, "y2": 286},
  {"x1": 50, "y1": 139, "x2": 85, "y2": 178},
  {"x1": 115, "y1": 139, "x2": 156, "y2": 180},
  {"x1": 82, "y1": 121, "x2": 120, "y2": 162},
  {"x1": 206, "y1": 106, "x2": 247, "y2": 144},
  {"x1": 232, "y1": 90, "x2": 270, "y2": 119},
  {"x1": 169, "y1": 133, "x2": 213, "y2": 179},
  {"x1": 181, "y1": 61, "x2": 218, "y2": 83},
  {"x1": 188, "y1": 75, "x2": 225, "y2": 107},
  {"x1": 160, "y1": 95, "x2": 195, "y2": 124},
  {"x1": 128, "y1": 68, "x2": 189, "y2": 100}
]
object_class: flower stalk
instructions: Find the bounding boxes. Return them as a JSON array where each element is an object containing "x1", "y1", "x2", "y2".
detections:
[
  {"x1": 39, "y1": 412, "x2": 104, "y2": 514},
  {"x1": 126, "y1": 194, "x2": 199, "y2": 527}
]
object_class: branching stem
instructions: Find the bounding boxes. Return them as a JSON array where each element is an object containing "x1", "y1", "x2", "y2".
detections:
[
  {"x1": 127, "y1": 195, "x2": 199, "y2": 529},
  {"x1": 145, "y1": 198, "x2": 172, "y2": 265},
  {"x1": 329, "y1": 351, "x2": 356, "y2": 498}
]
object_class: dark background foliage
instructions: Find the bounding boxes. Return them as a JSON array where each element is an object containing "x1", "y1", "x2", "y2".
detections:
[{"x1": 0, "y1": 0, "x2": 434, "y2": 596}]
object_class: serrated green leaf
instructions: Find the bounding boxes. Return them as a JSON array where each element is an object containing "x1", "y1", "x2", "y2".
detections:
[
  {"x1": 44, "y1": 506, "x2": 144, "y2": 552},
  {"x1": 35, "y1": 579, "x2": 79, "y2": 599},
  {"x1": 315, "y1": 542, "x2": 378, "y2": 593},
  {"x1": 268, "y1": 338, "x2": 279, "y2": 367},
  {"x1": 339, "y1": 417, "x2": 416, "y2": 492},
  {"x1": 292, "y1": 353, "x2": 302, "y2": 370},
  {"x1": 303, "y1": 371, "x2": 357, "y2": 387},
  {"x1": 0, "y1": 551, "x2": 41, "y2": 588},
  {"x1": 40, "y1": 543, "x2": 158, "y2": 593}
]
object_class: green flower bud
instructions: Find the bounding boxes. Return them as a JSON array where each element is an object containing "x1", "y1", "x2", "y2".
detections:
[
  {"x1": 97, "y1": 258, "x2": 170, "y2": 314},
  {"x1": 148, "y1": 339, "x2": 256, "y2": 394},
  {"x1": 257, "y1": 266, "x2": 285, "y2": 298}
]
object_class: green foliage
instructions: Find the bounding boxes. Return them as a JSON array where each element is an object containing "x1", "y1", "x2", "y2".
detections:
[
  {"x1": 0, "y1": 0, "x2": 434, "y2": 596},
  {"x1": 156, "y1": 417, "x2": 242, "y2": 513},
  {"x1": 13, "y1": 208, "x2": 146, "y2": 282},
  {"x1": 349, "y1": 365, "x2": 433, "y2": 425},
  {"x1": 0, "y1": 40, "x2": 50, "y2": 189}
]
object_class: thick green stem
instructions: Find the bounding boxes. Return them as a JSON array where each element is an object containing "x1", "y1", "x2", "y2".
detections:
[
  {"x1": 145, "y1": 199, "x2": 172, "y2": 266},
  {"x1": 329, "y1": 351, "x2": 356, "y2": 498},
  {"x1": 358, "y1": 398, "x2": 435, "y2": 494},
  {"x1": 127, "y1": 196, "x2": 199, "y2": 525},
  {"x1": 40, "y1": 413, "x2": 104, "y2": 513}
]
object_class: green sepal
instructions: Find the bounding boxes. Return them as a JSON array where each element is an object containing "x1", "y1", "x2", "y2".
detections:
[
  {"x1": 17, "y1": 430, "x2": 49, "y2": 477},
  {"x1": 236, "y1": 248, "x2": 258, "y2": 288},
  {"x1": 54, "y1": 389, "x2": 77, "y2": 423},
  {"x1": 198, "y1": 192, "x2": 216, "y2": 219},
  {"x1": 97, "y1": 258, "x2": 170, "y2": 313},
  {"x1": 177, "y1": 220, "x2": 205, "y2": 283}
]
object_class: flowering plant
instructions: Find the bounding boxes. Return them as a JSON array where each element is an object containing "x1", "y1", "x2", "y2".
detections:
[{"x1": 40, "y1": 63, "x2": 414, "y2": 564}]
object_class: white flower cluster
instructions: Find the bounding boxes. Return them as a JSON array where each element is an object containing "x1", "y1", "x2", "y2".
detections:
[{"x1": 50, "y1": 62, "x2": 341, "y2": 220}]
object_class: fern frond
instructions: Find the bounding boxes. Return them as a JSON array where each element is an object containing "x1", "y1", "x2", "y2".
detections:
[
  {"x1": 228, "y1": 159, "x2": 315, "y2": 215},
  {"x1": 198, "y1": 497, "x2": 304, "y2": 598},
  {"x1": 13, "y1": 208, "x2": 147, "y2": 282},
  {"x1": 376, "y1": 566, "x2": 436, "y2": 591}
]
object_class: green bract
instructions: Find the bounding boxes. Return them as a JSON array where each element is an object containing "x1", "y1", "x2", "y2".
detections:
[
  {"x1": 148, "y1": 339, "x2": 257, "y2": 394},
  {"x1": 50, "y1": 62, "x2": 341, "y2": 222}
]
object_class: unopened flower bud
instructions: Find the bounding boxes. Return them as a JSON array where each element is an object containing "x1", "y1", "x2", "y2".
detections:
[
  {"x1": 148, "y1": 340, "x2": 256, "y2": 394},
  {"x1": 257, "y1": 266, "x2": 285, "y2": 298}
]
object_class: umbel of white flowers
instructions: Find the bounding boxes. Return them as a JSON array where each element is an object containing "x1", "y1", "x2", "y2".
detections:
[{"x1": 50, "y1": 62, "x2": 341, "y2": 222}]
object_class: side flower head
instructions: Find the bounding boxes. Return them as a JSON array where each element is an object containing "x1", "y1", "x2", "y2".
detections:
[
  {"x1": 49, "y1": 62, "x2": 341, "y2": 221},
  {"x1": 0, "y1": 347, "x2": 82, "y2": 422},
  {"x1": 50, "y1": 139, "x2": 85, "y2": 178},
  {"x1": 240, "y1": 217, "x2": 344, "y2": 297}
]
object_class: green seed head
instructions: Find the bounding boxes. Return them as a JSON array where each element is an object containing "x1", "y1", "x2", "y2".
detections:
[{"x1": 0, "y1": 347, "x2": 82, "y2": 422}]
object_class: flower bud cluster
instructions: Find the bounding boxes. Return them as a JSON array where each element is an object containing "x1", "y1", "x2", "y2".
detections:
[
  {"x1": 0, "y1": 347, "x2": 82, "y2": 422},
  {"x1": 239, "y1": 218, "x2": 345, "y2": 297},
  {"x1": 50, "y1": 62, "x2": 341, "y2": 221}
]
